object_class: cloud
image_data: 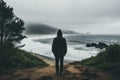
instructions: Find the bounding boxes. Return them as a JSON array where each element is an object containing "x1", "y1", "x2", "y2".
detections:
[{"x1": 4, "y1": 0, "x2": 120, "y2": 34}]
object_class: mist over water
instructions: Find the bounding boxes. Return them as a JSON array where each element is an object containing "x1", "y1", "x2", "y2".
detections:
[
  {"x1": 21, "y1": 34, "x2": 120, "y2": 62},
  {"x1": 5, "y1": 0, "x2": 120, "y2": 34},
  {"x1": 19, "y1": 34, "x2": 101, "y2": 61}
]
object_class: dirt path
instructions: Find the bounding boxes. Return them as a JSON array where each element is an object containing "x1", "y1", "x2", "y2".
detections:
[
  {"x1": 0, "y1": 55, "x2": 119, "y2": 80},
  {"x1": 0, "y1": 64, "x2": 118, "y2": 80}
]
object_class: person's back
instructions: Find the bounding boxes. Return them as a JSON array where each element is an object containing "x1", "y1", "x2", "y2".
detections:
[
  {"x1": 52, "y1": 29, "x2": 67, "y2": 74},
  {"x1": 52, "y1": 37, "x2": 67, "y2": 57}
]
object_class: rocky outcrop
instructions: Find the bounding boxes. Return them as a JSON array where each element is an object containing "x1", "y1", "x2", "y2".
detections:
[{"x1": 86, "y1": 42, "x2": 108, "y2": 49}]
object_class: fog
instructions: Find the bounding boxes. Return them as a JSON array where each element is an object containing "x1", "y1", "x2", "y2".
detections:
[{"x1": 5, "y1": 0, "x2": 120, "y2": 34}]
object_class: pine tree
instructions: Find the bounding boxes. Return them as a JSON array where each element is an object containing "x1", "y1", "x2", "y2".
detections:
[{"x1": 0, "y1": 0, "x2": 26, "y2": 44}]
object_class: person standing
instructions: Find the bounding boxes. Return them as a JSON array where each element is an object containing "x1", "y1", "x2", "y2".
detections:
[{"x1": 52, "y1": 29, "x2": 67, "y2": 75}]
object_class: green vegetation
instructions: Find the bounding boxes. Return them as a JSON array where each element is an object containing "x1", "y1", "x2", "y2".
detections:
[
  {"x1": 0, "y1": 42, "x2": 48, "y2": 69},
  {"x1": 0, "y1": 0, "x2": 26, "y2": 44},
  {"x1": 81, "y1": 44, "x2": 120, "y2": 74},
  {"x1": 0, "y1": 0, "x2": 48, "y2": 75}
]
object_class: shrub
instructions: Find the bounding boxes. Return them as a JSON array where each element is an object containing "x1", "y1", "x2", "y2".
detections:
[
  {"x1": 0, "y1": 42, "x2": 48, "y2": 68},
  {"x1": 81, "y1": 44, "x2": 120, "y2": 74}
]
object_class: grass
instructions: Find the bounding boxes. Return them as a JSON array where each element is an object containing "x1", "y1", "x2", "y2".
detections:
[
  {"x1": 81, "y1": 44, "x2": 120, "y2": 75},
  {"x1": 0, "y1": 42, "x2": 49, "y2": 69}
]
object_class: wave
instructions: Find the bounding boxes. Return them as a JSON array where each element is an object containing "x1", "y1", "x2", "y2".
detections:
[{"x1": 21, "y1": 34, "x2": 107, "y2": 61}]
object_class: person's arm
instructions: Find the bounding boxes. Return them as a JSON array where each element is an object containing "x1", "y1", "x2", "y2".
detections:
[
  {"x1": 64, "y1": 39, "x2": 67, "y2": 56},
  {"x1": 52, "y1": 39, "x2": 56, "y2": 55}
]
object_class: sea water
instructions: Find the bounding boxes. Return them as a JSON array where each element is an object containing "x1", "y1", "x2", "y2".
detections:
[{"x1": 21, "y1": 34, "x2": 120, "y2": 61}]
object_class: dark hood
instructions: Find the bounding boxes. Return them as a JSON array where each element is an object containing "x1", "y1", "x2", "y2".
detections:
[{"x1": 57, "y1": 29, "x2": 63, "y2": 37}]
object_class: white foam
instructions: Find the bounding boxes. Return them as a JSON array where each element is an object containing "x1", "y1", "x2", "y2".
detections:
[{"x1": 21, "y1": 35, "x2": 99, "y2": 61}]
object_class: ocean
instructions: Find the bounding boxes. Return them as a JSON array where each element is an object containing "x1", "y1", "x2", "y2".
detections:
[{"x1": 21, "y1": 34, "x2": 120, "y2": 62}]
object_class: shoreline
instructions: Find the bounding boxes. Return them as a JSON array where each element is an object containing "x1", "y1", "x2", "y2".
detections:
[
  {"x1": 33, "y1": 53, "x2": 74, "y2": 65},
  {"x1": 33, "y1": 53, "x2": 55, "y2": 65},
  {"x1": 21, "y1": 34, "x2": 99, "y2": 62}
]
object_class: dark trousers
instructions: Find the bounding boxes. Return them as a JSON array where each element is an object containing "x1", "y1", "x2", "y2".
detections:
[{"x1": 55, "y1": 57, "x2": 64, "y2": 74}]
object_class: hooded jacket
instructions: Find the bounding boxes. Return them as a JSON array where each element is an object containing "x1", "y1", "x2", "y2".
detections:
[{"x1": 52, "y1": 29, "x2": 67, "y2": 57}]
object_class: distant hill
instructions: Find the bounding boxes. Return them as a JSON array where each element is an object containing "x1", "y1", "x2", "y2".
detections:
[{"x1": 25, "y1": 24, "x2": 78, "y2": 35}]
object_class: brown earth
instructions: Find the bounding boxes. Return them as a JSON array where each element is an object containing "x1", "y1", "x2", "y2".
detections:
[{"x1": 0, "y1": 54, "x2": 119, "y2": 80}]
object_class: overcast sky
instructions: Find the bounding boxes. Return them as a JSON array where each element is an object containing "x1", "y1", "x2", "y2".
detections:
[{"x1": 4, "y1": 0, "x2": 120, "y2": 34}]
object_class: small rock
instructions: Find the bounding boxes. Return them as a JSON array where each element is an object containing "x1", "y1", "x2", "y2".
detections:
[
  {"x1": 38, "y1": 76, "x2": 53, "y2": 80},
  {"x1": 19, "y1": 78, "x2": 31, "y2": 80}
]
